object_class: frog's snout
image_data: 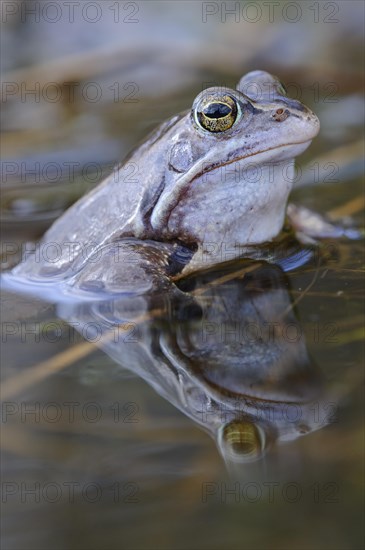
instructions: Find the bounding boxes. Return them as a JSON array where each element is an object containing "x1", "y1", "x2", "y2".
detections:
[
  {"x1": 274, "y1": 97, "x2": 314, "y2": 118},
  {"x1": 271, "y1": 97, "x2": 320, "y2": 137}
]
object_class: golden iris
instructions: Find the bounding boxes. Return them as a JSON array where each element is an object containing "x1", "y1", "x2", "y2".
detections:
[
  {"x1": 195, "y1": 94, "x2": 238, "y2": 133},
  {"x1": 220, "y1": 420, "x2": 264, "y2": 459}
]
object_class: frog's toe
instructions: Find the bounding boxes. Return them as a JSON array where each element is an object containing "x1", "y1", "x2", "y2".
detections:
[{"x1": 287, "y1": 203, "x2": 362, "y2": 241}]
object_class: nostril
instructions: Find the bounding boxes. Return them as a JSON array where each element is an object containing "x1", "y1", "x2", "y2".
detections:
[{"x1": 272, "y1": 108, "x2": 290, "y2": 122}]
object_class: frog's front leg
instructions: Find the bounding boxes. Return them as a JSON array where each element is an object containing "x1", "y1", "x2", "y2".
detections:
[
  {"x1": 66, "y1": 239, "x2": 193, "y2": 297},
  {"x1": 287, "y1": 203, "x2": 362, "y2": 244}
]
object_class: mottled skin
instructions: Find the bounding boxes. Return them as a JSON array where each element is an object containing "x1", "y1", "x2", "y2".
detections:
[{"x1": 6, "y1": 70, "x2": 320, "y2": 297}]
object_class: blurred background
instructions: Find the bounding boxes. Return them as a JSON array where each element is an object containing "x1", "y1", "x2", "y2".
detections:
[{"x1": 1, "y1": 1, "x2": 364, "y2": 549}]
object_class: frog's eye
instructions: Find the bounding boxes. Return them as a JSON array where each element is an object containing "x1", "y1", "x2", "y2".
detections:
[{"x1": 194, "y1": 94, "x2": 238, "y2": 133}]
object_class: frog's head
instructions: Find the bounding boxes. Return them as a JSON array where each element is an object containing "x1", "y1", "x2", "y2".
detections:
[{"x1": 150, "y1": 70, "x2": 320, "y2": 256}]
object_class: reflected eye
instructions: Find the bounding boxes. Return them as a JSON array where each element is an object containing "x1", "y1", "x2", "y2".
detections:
[
  {"x1": 194, "y1": 94, "x2": 239, "y2": 133},
  {"x1": 218, "y1": 420, "x2": 266, "y2": 462}
]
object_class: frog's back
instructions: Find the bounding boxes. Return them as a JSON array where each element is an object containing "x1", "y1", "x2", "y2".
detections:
[
  {"x1": 11, "y1": 114, "x2": 184, "y2": 282},
  {"x1": 11, "y1": 165, "x2": 142, "y2": 281}
]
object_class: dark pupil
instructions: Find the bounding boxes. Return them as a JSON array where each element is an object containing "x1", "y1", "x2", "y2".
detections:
[{"x1": 203, "y1": 102, "x2": 231, "y2": 119}]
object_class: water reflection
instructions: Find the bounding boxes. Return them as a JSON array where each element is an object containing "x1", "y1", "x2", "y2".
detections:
[{"x1": 53, "y1": 259, "x2": 326, "y2": 465}]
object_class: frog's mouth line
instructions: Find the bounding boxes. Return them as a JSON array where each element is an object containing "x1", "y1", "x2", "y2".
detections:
[
  {"x1": 198, "y1": 139, "x2": 312, "y2": 178},
  {"x1": 151, "y1": 139, "x2": 312, "y2": 232}
]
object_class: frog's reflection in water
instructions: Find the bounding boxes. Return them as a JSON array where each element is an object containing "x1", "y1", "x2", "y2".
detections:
[{"x1": 57, "y1": 260, "x2": 325, "y2": 465}]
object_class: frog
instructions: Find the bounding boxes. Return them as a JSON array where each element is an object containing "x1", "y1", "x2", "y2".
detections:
[{"x1": 3, "y1": 70, "x2": 322, "y2": 299}]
